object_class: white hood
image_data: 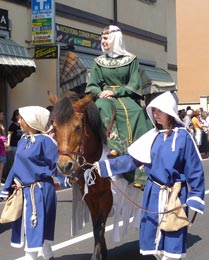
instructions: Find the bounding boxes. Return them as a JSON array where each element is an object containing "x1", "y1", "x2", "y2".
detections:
[
  {"x1": 128, "y1": 91, "x2": 187, "y2": 163},
  {"x1": 146, "y1": 91, "x2": 185, "y2": 127}
]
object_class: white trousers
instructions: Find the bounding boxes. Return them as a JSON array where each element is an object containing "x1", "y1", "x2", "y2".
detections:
[
  {"x1": 24, "y1": 240, "x2": 53, "y2": 260},
  {"x1": 155, "y1": 255, "x2": 181, "y2": 260}
]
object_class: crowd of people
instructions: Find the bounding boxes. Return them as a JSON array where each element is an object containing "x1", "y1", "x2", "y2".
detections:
[{"x1": 179, "y1": 106, "x2": 209, "y2": 158}]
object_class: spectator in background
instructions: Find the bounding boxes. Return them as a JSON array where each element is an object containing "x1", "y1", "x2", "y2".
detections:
[
  {"x1": 0, "y1": 111, "x2": 5, "y2": 123},
  {"x1": 183, "y1": 109, "x2": 194, "y2": 136},
  {"x1": 199, "y1": 110, "x2": 209, "y2": 158},
  {"x1": 186, "y1": 106, "x2": 192, "y2": 111},
  {"x1": 178, "y1": 109, "x2": 186, "y2": 121},
  {"x1": 7, "y1": 109, "x2": 22, "y2": 155},
  {"x1": 192, "y1": 108, "x2": 204, "y2": 151},
  {"x1": 0, "y1": 123, "x2": 9, "y2": 186}
]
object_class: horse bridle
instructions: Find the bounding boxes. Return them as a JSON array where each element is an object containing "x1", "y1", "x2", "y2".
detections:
[{"x1": 58, "y1": 109, "x2": 94, "y2": 171}]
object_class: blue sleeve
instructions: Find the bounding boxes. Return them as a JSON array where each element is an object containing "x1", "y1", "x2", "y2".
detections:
[
  {"x1": 184, "y1": 134, "x2": 205, "y2": 213},
  {"x1": 98, "y1": 153, "x2": 141, "y2": 178},
  {"x1": 42, "y1": 137, "x2": 59, "y2": 176}
]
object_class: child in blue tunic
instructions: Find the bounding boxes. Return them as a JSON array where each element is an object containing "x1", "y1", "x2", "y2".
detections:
[
  {"x1": 94, "y1": 91, "x2": 205, "y2": 260},
  {"x1": 0, "y1": 106, "x2": 58, "y2": 260}
]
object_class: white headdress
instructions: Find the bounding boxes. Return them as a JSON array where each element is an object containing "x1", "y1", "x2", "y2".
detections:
[
  {"x1": 19, "y1": 106, "x2": 50, "y2": 133},
  {"x1": 101, "y1": 25, "x2": 133, "y2": 57},
  {"x1": 146, "y1": 91, "x2": 185, "y2": 127},
  {"x1": 128, "y1": 91, "x2": 186, "y2": 163}
]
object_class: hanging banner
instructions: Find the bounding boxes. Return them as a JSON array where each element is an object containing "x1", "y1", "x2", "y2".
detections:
[
  {"x1": 31, "y1": 0, "x2": 55, "y2": 45},
  {"x1": 56, "y1": 24, "x2": 101, "y2": 50}
]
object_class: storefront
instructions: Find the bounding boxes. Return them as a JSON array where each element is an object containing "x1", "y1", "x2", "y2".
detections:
[{"x1": 0, "y1": 8, "x2": 36, "y2": 126}]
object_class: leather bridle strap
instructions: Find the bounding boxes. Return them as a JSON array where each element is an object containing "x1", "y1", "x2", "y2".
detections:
[
  {"x1": 59, "y1": 109, "x2": 86, "y2": 158},
  {"x1": 111, "y1": 181, "x2": 187, "y2": 215}
]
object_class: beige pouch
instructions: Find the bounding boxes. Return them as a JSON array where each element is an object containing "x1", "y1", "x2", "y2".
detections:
[
  {"x1": 0, "y1": 179, "x2": 23, "y2": 223},
  {"x1": 159, "y1": 182, "x2": 190, "y2": 231}
]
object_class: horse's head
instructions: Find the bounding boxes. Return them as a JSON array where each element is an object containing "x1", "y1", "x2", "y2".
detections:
[{"x1": 52, "y1": 93, "x2": 92, "y2": 177}]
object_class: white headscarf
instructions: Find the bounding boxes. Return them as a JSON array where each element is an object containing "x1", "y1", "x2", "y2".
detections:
[
  {"x1": 101, "y1": 25, "x2": 133, "y2": 57},
  {"x1": 128, "y1": 91, "x2": 186, "y2": 163},
  {"x1": 146, "y1": 91, "x2": 185, "y2": 127},
  {"x1": 19, "y1": 106, "x2": 50, "y2": 133}
]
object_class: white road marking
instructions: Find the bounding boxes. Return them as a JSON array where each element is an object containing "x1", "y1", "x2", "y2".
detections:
[{"x1": 14, "y1": 218, "x2": 133, "y2": 260}]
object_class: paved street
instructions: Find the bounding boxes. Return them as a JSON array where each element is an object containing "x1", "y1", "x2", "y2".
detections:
[{"x1": 0, "y1": 158, "x2": 209, "y2": 260}]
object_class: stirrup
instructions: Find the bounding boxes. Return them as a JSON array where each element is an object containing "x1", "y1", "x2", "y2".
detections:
[
  {"x1": 107, "y1": 150, "x2": 120, "y2": 158},
  {"x1": 133, "y1": 183, "x2": 144, "y2": 190}
]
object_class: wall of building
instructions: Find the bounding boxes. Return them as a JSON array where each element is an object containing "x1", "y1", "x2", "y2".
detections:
[{"x1": 176, "y1": 0, "x2": 209, "y2": 109}]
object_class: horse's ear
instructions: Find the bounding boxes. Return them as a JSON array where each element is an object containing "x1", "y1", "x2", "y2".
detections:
[
  {"x1": 73, "y1": 94, "x2": 93, "y2": 111},
  {"x1": 48, "y1": 90, "x2": 58, "y2": 105}
]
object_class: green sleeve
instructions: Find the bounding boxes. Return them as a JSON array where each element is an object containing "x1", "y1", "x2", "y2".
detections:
[{"x1": 85, "y1": 63, "x2": 103, "y2": 97}]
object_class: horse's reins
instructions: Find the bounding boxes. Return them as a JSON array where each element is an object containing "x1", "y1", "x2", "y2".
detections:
[{"x1": 110, "y1": 179, "x2": 197, "y2": 225}]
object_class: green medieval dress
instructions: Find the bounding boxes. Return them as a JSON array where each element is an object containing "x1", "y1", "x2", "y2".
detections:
[{"x1": 85, "y1": 54, "x2": 152, "y2": 185}]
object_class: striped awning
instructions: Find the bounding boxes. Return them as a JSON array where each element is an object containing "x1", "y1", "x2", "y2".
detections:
[
  {"x1": 0, "y1": 38, "x2": 36, "y2": 88},
  {"x1": 60, "y1": 51, "x2": 95, "y2": 93},
  {"x1": 139, "y1": 65, "x2": 176, "y2": 95}
]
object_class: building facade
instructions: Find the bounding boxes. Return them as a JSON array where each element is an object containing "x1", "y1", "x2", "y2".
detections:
[
  {"x1": 0, "y1": 0, "x2": 177, "y2": 127},
  {"x1": 176, "y1": 0, "x2": 209, "y2": 111}
]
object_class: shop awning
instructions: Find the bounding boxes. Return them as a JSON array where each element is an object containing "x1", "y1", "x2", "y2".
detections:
[
  {"x1": 59, "y1": 51, "x2": 96, "y2": 93},
  {"x1": 139, "y1": 65, "x2": 176, "y2": 95},
  {"x1": 0, "y1": 38, "x2": 36, "y2": 88}
]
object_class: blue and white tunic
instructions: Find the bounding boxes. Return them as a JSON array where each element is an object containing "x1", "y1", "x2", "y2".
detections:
[
  {"x1": 97, "y1": 128, "x2": 205, "y2": 259},
  {"x1": 2, "y1": 134, "x2": 58, "y2": 251}
]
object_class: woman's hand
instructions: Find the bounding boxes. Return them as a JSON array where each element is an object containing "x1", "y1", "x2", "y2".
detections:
[
  {"x1": 93, "y1": 163, "x2": 99, "y2": 171},
  {"x1": 99, "y1": 90, "x2": 115, "y2": 99}
]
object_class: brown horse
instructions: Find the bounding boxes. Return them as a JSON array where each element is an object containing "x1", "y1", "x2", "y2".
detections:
[{"x1": 50, "y1": 92, "x2": 113, "y2": 260}]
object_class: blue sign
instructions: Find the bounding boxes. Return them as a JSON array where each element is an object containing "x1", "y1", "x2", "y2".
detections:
[
  {"x1": 31, "y1": 0, "x2": 55, "y2": 44},
  {"x1": 32, "y1": 0, "x2": 53, "y2": 15}
]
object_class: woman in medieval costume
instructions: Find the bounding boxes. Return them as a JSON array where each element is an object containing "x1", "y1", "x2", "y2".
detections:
[
  {"x1": 85, "y1": 25, "x2": 152, "y2": 186},
  {"x1": 94, "y1": 91, "x2": 205, "y2": 259},
  {"x1": 0, "y1": 106, "x2": 58, "y2": 260}
]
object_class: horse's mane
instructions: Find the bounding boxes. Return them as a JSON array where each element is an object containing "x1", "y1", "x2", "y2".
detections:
[
  {"x1": 53, "y1": 92, "x2": 106, "y2": 143},
  {"x1": 86, "y1": 100, "x2": 107, "y2": 143}
]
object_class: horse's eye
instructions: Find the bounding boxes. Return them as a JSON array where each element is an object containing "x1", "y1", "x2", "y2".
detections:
[{"x1": 75, "y1": 125, "x2": 82, "y2": 131}]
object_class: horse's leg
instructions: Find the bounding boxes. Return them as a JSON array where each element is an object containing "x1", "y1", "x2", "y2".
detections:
[{"x1": 85, "y1": 189, "x2": 113, "y2": 260}]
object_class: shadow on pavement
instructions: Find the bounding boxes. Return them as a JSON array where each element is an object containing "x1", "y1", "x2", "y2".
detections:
[
  {"x1": 0, "y1": 222, "x2": 11, "y2": 234},
  {"x1": 54, "y1": 240, "x2": 156, "y2": 260},
  {"x1": 187, "y1": 233, "x2": 201, "y2": 249}
]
